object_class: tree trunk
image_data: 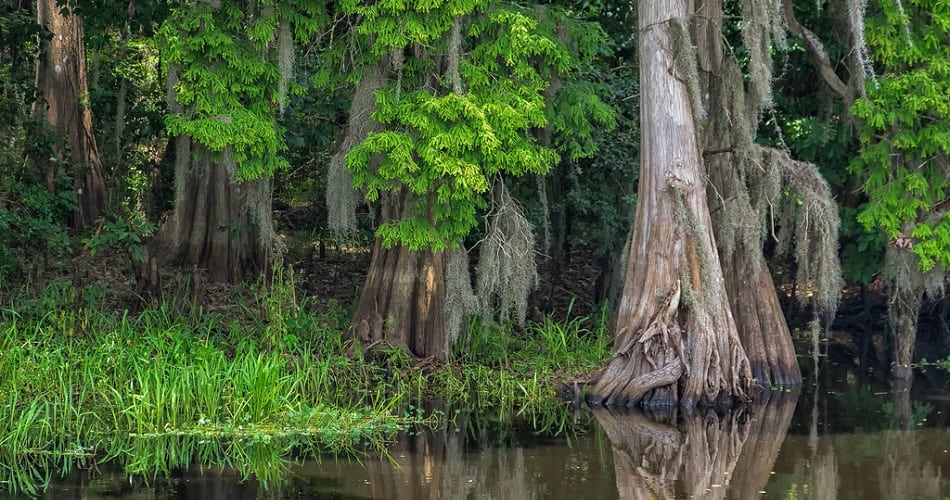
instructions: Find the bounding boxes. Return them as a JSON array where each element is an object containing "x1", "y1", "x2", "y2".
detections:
[
  {"x1": 33, "y1": 0, "x2": 106, "y2": 229},
  {"x1": 887, "y1": 245, "x2": 923, "y2": 381},
  {"x1": 352, "y1": 192, "x2": 450, "y2": 361},
  {"x1": 154, "y1": 141, "x2": 274, "y2": 284},
  {"x1": 590, "y1": 0, "x2": 752, "y2": 409},
  {"x1": 721, "y1": 250, "x2": 802, "y2": 387},
  {"x1": 690, "y1": 0, "x2": 801, "y2": 389},
  {"x1": 150, "y1": 65, "x2": 279, "y2": 285}
]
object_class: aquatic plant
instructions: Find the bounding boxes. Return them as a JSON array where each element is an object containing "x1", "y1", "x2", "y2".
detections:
[{"x1": 0, "y1": 276, "x2": 609, "y2": 495}]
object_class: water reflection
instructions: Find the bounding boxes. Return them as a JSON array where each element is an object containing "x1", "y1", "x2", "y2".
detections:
[
  {"x1": 25, "y1": 381, "x2": 950, "y2": 498},
  {"x1": 292, "y1": 402, "x2": 618, "y2": 499},
  {"x1": 769, "y1": 378, "x2": 948, "y2": 500},
  {"x1": 593, "y1": 391, "x2": 798, "y2": 499}
]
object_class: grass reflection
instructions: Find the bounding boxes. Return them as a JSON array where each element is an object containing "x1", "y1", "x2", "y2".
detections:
[{"x1": 0, "y1": 284, "x2": 610, "y2": 495}]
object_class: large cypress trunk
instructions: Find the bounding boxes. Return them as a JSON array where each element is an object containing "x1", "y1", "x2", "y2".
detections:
[
  {"x1": 352, "y1": 189, "x2": 451, "y2": 361},
  {"x1": 720, "y1": 246, "x2": 801, "y2": 387},
  {"x1": 153, "y1": 141, "x2": 273, "y2": 283},
  {"x1": 150, "y1": 65, "x2": 278, "y2": 285},
  {"x1": 34, "y1": 0, "x2": 106, "y2": 229},
  {"x1": 693, "y1": 0, "x2": 801, "y2": 388},
  {"x1": 589, "y1": 0, "x2": 752, "y2": 409},
  {"x1": 352, "y1": 240, "x2": 450, "y2": 361},
  {"x1": 886, "y1": 245, "x2": 923, "y2": 381}
]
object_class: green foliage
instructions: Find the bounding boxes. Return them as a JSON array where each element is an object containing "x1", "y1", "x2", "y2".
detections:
[
  {"x1": 159, "y1": 1, "x2": 324, "y2": 181},
  {"x1": 81, "y1": 217, "x2": 157, "y2": 261},
  {"x1": 562, "y1": 65, "x2": 638, "y2": 259},
  {"x1": 0, "y1": 1, "x2": 39, "y2": 134},
  {"x1": 838, "y1": 205, "x2": 886, "y2": 284},
  {"x1": 275, "y1": 73, "x2": 350, "y2": 207},
  {"x1": 456, "y1": 302, "x2": 611, "y2": 373},
  {"x1": 0, "y1": 155, "x2": 76, "y2": 283},
  {"x1": 913, "y1": 355, "x2": 950, "y2": 371},
  {"x1": 0, "y1": 302, "x2": 411, "y2": 479},
  {"x1": 850, "y1": 0, "x2": 950, "y2": 272},
  {"x1": 85, "y1": 29, "x2": 169, "y2": 216},
  {"x1": 0, "y1": 3, "x2": 72, "y2": 284},
  {"x1": 340, "y1": 1, "x2": 613, "y2": 249},
  {"x1": 0, "y1": 277, "x2": 609, "y2": 494}
]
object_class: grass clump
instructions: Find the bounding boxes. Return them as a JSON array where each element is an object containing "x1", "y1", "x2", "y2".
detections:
[
  {"x1": 0, "y1": 298, "x2": 414, "y2": 494},
  {"x1": 0, "y1": 279, "x2": 612, "y2": 495}
]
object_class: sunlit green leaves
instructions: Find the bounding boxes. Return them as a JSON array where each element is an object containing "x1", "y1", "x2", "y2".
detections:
[
  {"x1": 851, "y1": 0, "x2": 950, "y2": 272},
  {"x1": 159, "y1": 1, "x2": 324, "y2": 181},
  {"x1": 348, "y1": 87, "x2": 557, "y2": 249},
  {"x1": 339, "y1": 2, "x2": 613, "y2": 250}
]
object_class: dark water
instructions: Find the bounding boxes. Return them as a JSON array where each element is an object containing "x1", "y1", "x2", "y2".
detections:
[{"x1": 27, "y1": 370, "x2": 950, "y2": 499}]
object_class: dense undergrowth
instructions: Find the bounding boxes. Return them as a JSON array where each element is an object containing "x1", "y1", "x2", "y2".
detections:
[{"x1": 0, "y1": 272, "x2": 611, "y2": 494}]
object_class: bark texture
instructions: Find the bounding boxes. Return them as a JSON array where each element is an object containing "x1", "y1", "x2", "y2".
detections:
[
  {"x1": 154, "y1": 142, "x2": 274, "y2": 283},
  {"x1": 886, "y1": 244, "x2": 923, "y2": 381},
  {"x1": 352, "y1": 191, "x2": 451, "y2": 360},
  {"x1": 152, "y1": 68, "x2": 278, "y2": 284},
  {"x1": 695, "y1": 1, "x2": 801, "y2": 388},
  {"x1": 34, "y1": 0, "x2": 106, "y2": 229},
  {"x1": 589, "y1": 0, "x2": 752, "y2": 409}
]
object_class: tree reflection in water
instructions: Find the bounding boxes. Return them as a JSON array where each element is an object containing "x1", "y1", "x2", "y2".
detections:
[
  {"x1": 876, "y1": 379, "x2": 943, "y2": 500},
  {"x1": 593, "y1": 390, "x2": 799, "y2": 499},
  {"x1": 353, "y1": 400, "x2": 618, "y2": 499}
]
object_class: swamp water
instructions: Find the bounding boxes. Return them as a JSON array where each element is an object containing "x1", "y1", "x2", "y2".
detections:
[{"x1": 16, "y1": 370, "x2": 950, "y2": 499}]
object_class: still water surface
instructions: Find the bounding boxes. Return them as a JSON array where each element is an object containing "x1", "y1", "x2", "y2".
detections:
[{"x1": 37, "y1": 371, "x2": 950, "y2": 499}]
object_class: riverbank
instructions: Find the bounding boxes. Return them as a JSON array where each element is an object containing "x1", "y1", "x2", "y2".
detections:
[{"x1": 0, "y1": 272, "x2": 611, "y2": 495}]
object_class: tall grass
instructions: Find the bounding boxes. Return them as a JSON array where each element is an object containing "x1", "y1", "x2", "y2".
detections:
[
  {"x1": 0, "y1": 279, "x2": 613, "y2": 495},
  {"x1": 0, "y1": 303, "x2": 410, "y2": 468}
]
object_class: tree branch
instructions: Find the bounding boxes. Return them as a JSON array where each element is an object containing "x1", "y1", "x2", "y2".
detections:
[{"x1": 783, "y1": 2, "x2": 849, "y2": 98}]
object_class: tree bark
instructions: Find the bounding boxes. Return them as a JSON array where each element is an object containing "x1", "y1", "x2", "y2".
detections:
[
  {"x1": 352, "y1": 192, "x2": 451, "y2": 361},
  {"x1": 886, "y1": 245, "x2": 923, "y2": 381},
  {"x1": 720, "y1": 248, "x2": 802, "y2": 387},
  {"x1": 149, "y1": 62, "x2": 280, "y2": 285},
  {"x1": 691, "y1": 0, "x2": 801, "y2": 389},
  {"x1": 589, "y1": 0, "x2": 752, "y2": 409},
  {"x1": 154, "y1": 140, "x2": 274, "y2": 284},
  {"x1": 33, "y1": 0, "x2": 106, "y2": 229}
]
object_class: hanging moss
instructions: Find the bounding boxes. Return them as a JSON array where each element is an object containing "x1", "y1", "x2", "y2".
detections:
[
  {"x1": 327, "y1": 62, "x2": 388, "y2": 237},
  {"x1": 721, "y1": 58, "x2": 756, "y2": 170},
  {"x1": 276, "y1": 19, "x2": 293, "y2": 115},
  {"x1": 846, "y1": 0, "x2": 876, "y2": 94},
  {"x1": 739, "y1": 0, "x2": 774, "y2": 113},
  {"x1": 444, "y1": 247, "x2": 477, "y2": 346},
  {"x1": 476, "y1": 180, "x2": 539, "y2": 326},
  {"x1": 769, "y1": 0, "x2": 787, "y2": 51},
  {"x1": 670, "y1": 18, "x2": 705, "y2": 125},
  {"x1": 669, "y1": 181, "x2": 716, "y2": 304},
  {"x1": 704, "y1": 36, "x2": 842, "y2": 319},
  {"x1": 767, "y1": 147, "x2": 843, "y2": 316},
  {"x1": 447, "y1": 18, "x2": 462, "y2": 95}
]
